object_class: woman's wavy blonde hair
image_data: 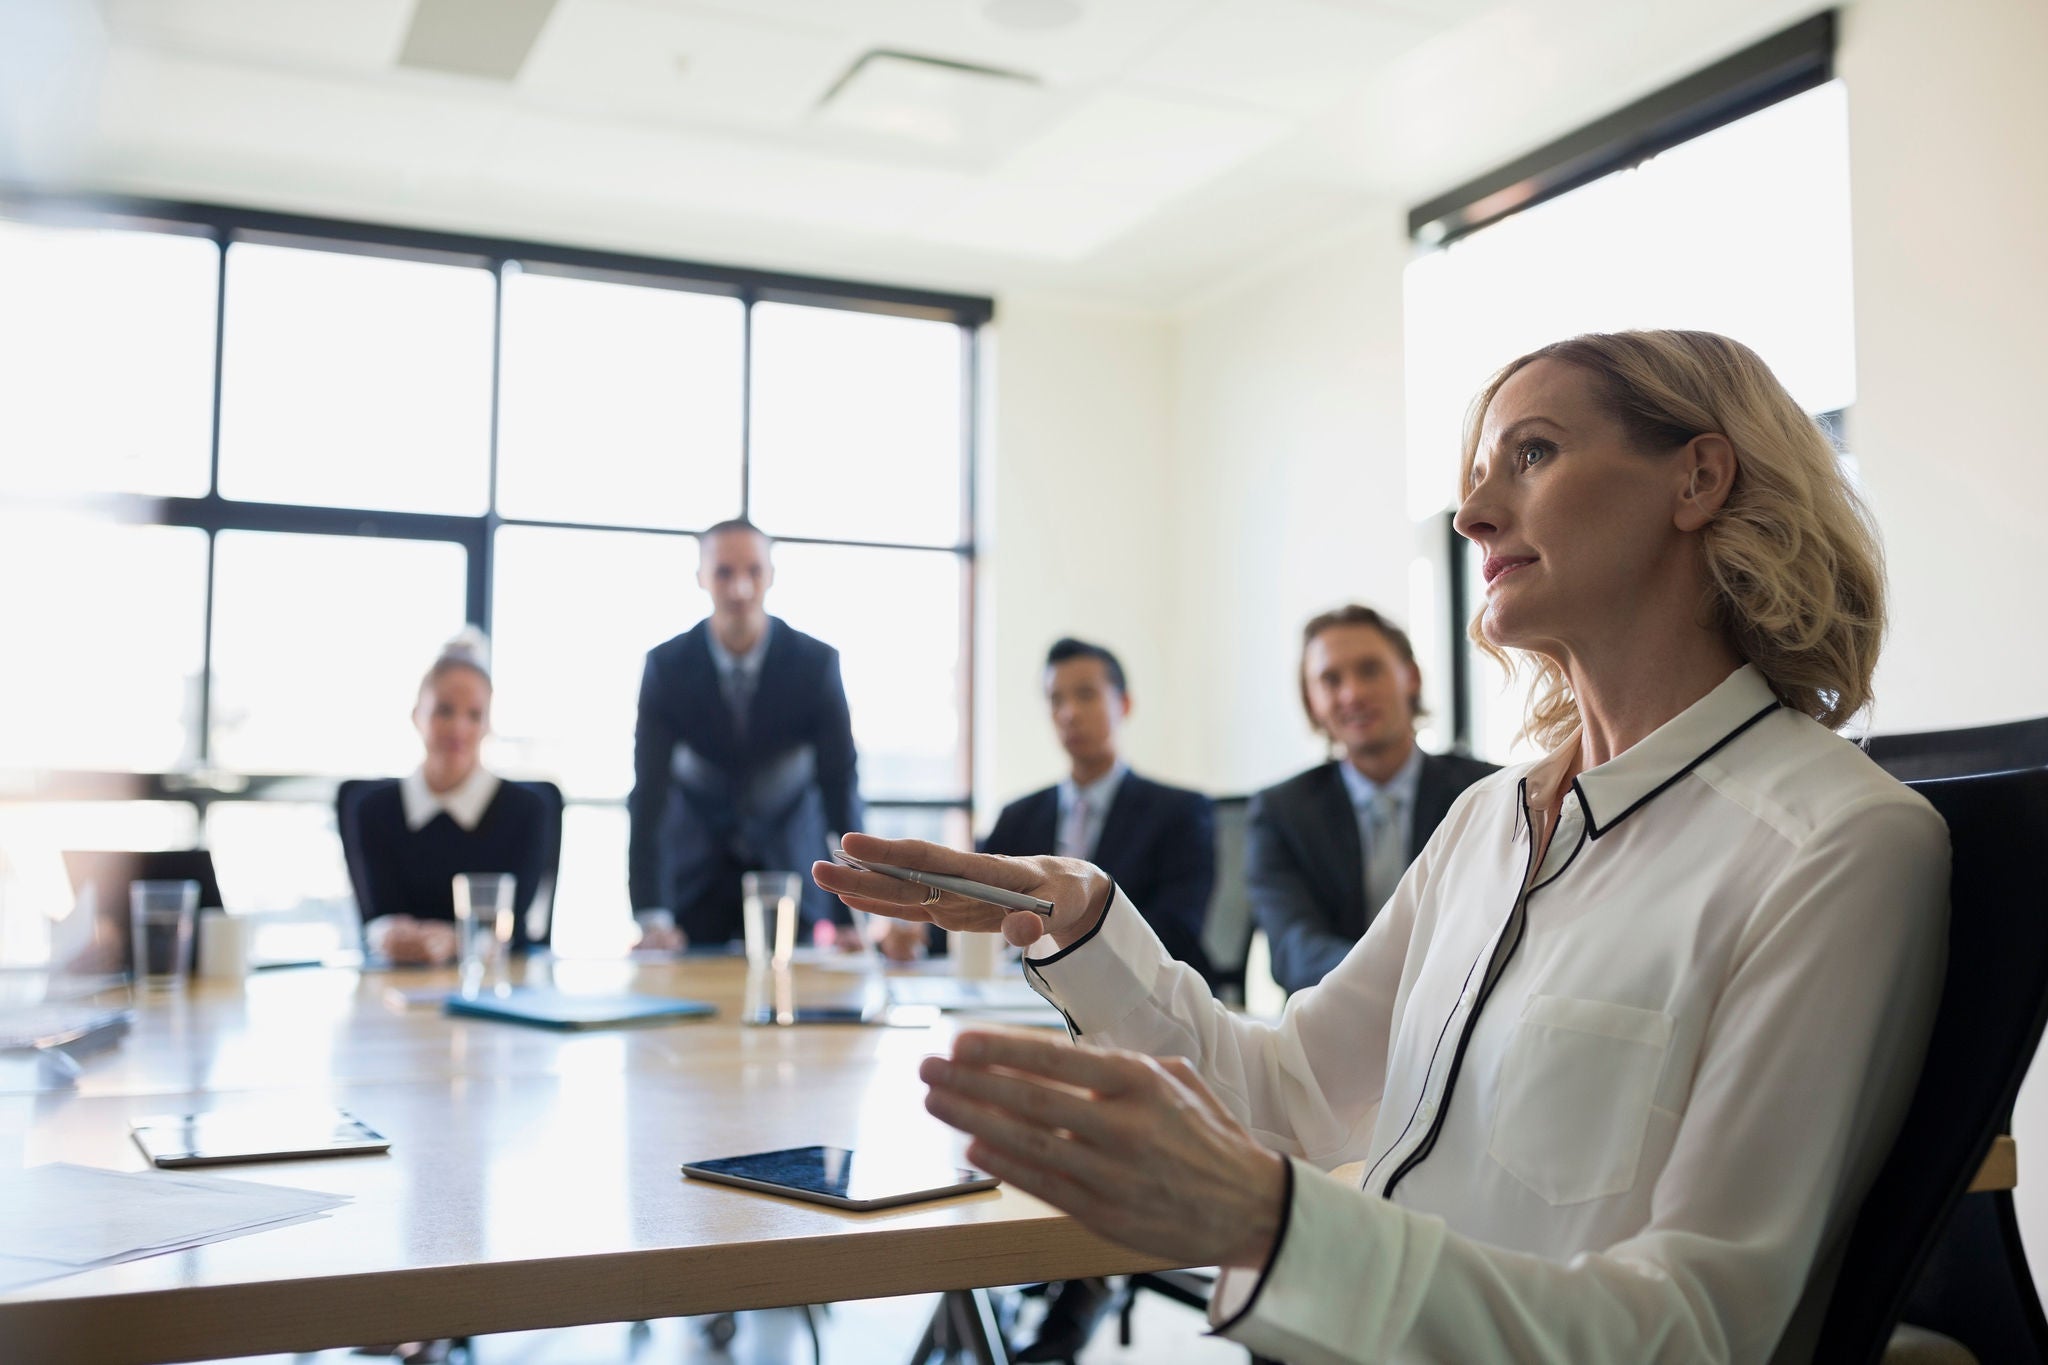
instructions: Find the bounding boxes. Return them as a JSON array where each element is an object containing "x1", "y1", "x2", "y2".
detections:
[{"x1": 1460, "y1": 330, "x2": 1885, "y2": 748}]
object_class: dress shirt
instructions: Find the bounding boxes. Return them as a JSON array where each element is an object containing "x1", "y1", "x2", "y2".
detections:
[
  {"x1": 1056, "y1": 762, "x2": 1128, "y2": 861},
  {"x1": 1023, "y1": 664, "x2": 1949, "y2": 1364},
  {"x1": 706, "y1": 621, "x2": 774, "y2": 732},
  {"x1": 398, "y1": 764, "x2": 502, "y2": 833},
  {"x1": 1339, "y1": 745, "x2": 1423, "y2": 915},
  {"x1": 1336, "y1": 746, "x2": 1423, "y2": 857}
]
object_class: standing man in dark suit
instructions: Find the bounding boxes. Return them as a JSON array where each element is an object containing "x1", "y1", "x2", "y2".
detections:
[
  {"x1": 629, "y1": 519, "x2": 861, "y2": 948},
  {"x1": 1250, "y1": 604, "x2": 1495, "y2": 995}
]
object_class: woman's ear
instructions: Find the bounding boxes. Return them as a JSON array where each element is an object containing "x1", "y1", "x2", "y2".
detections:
[{"x1": 1676, "y1": 434, "x2": 1738, "y2": 532}]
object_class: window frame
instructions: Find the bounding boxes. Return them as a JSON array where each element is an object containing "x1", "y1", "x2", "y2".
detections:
[{"x1": 0, "y1": 192, "x2": 988, "y2": 841}]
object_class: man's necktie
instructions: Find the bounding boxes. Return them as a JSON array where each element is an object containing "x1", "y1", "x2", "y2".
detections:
[
  {"x1": 1058, "y1": 793, "x2": 1092, "y2": 861},
  {"x1": 1364, "y1": 789, "x2": 1406, "y2": 914},
  {"x1": 725, "y1": 664, "x2": 756, "y2": 740}
]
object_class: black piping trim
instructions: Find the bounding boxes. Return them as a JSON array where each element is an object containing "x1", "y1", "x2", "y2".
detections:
[
  {"x1": 1384, "y1": 898, "x2": 1531, "y2": 1198},
  {"x1": 1381, "y1": 780, "x2": 1540, "y2": 1199},
  {"x1": 1368, "y1": 780, "x2": 1538, "y2": 1197},
  {"x1": 1359, "y1": 945, "x2": 1487, "y2": 1193},
  {"x1": 1028, "y1": 875, "x2": 1117, "y2": 968},
  {"x1": 1530, "y1": 814, "x2": 1591, "y2": 894},
  {"x1": 1580, "y1": 701, "x2": 1782, "y2": 840},
  {"x1": 1208, "y1": 1155, "x2": 1296, "y2": 1339},
  {"x1": 1020, "y1": 876, "x2": 1117, "y2": 1038}
]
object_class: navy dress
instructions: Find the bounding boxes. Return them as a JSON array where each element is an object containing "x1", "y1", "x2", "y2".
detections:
[{"x1": 340, "y1": 779, "x2": 552, "y2": 951}]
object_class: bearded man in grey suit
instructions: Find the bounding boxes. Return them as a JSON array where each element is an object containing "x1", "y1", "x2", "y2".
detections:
[{"x1": 1250, "y1": 604, "x2": 1496, "y2": 994}]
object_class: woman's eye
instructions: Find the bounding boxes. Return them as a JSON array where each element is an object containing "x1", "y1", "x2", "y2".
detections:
[{"x1": 1518, "y1": 442, "x2": 1550, "y2": 468}]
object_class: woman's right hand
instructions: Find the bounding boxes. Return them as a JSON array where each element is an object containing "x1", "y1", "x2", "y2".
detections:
[{"x1": 812, "y1": 831, "x2": 1112, "y2": 952}]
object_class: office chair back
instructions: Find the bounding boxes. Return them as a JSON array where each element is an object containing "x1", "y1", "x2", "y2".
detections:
[
  {"x1": 1202, "y1": 797, "x2": 1254, "y2": 1002},
  {"x1": 335, "y1": 778, "x2": 564, "y2": 947},
  {"x1": 1865, "y1": 716, "x2": 2048, "y2": 783},
  {"x1": 1811, "y1": 766, "x2": 2048, "y2": 1363}
]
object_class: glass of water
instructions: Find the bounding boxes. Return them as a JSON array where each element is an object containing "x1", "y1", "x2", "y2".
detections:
[
  {"x1": 130, "y1": 879, "x2": 200, "y2": 993},
  {"x1": 452, "y1": 872, "x2": 516, "y2": 997}
]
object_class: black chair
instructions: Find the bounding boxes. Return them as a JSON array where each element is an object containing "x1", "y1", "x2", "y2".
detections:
[
  {"x1": 1812, "y1": 766, "x2": 2048, "y2": 1363},
  {"x1": 1864, "y1": 717, "x2": 2048, "y2": 784},
  {"x1": 1202, "y1": 797, "x2": 1254, "y2": 1004},
  {"x1": 335, "y1": 777, "x2": 564, "y2": 949}
]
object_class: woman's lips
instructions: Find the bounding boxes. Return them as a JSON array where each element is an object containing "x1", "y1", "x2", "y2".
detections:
[{"x1": 1483, "y1": 555, "x2": 1537, "y2": 585}]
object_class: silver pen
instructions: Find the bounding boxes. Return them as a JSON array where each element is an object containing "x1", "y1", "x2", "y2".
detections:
[{"x1": 830, "y1": 850, "x2": 1055, "y2": 917}]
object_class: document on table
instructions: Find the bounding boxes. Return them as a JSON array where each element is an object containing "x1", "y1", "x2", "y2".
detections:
[{"x1": 0, "y1": 1163, "x2": 349, "y2": 1293}]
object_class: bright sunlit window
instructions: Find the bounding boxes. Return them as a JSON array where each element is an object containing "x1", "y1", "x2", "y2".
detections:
[
  {"x1": 1404, "y1": 81, "x2": 1855, "y2": 762},
  {"x1": 496, "y1": 267, "x2": 744, "y2": 530},
  {"x1": 219, "y1": 241, "x2": 496, "y2": 515},
  {"x1": 0, "y1": 214, "x2": 982, "y2": 956},
  {"x1": 0, "y1": 220, "x2": 218, "y2": 498}
]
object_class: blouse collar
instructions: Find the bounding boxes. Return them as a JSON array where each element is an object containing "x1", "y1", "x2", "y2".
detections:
[{"x1": 400, "y1": 764, "x2": 502, "y2": 833}]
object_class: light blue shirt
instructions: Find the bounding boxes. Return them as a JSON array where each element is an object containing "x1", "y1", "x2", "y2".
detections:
[
  {"x1": 1337, "y1": 744, "x2": 1424, "y2": 868},
  {"x1": 1056, "y1": 761, "x2": 1128, "y2": 861}
]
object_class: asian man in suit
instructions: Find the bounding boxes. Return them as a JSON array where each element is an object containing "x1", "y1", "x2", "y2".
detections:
[
  {"x1": 1249, "y1": 604, "x2": 1496, "y2": 995},
  {"x1": 876, "y1": 638, "x2": 1216, "y2": 979},
  {"x1": 629, "y1": 519, "x2": 862, "y2": 948}
]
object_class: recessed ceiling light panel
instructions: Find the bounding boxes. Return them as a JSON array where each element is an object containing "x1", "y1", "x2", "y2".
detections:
[
  {"x1": 816, "y1": 50, "x2": 1045, "y2": 155},
  {"x1": 980, "y1": 0, "x2": 1084, "y2": 32}
]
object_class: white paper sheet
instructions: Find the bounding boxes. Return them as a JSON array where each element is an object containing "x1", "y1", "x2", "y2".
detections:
[{"x1": 0, "y1": 1163, "x2": 349, "y2": 1293}]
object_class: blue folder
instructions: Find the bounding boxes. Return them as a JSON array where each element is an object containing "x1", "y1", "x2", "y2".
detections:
[{"x1": 445, "y1": 988, "x2": 716, "y2": 1030}]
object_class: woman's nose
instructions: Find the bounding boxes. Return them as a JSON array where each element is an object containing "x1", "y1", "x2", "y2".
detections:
[{"x1": 1454, "y1": 478, "x2": 1502, "y2": 543}]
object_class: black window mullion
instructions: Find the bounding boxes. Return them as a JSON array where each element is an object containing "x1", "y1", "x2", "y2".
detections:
[
  {"x1": 197, "y1": 529, "x2": 216, "y2": 766},
  {"x1": 196, "y1": 230, "x2": 229, "y2": 764},
  {"x1": 738, "y1": 289, "x2": 757, "y2": 523},
  {"x1": 479, "y1": 258, "x2": 507, "y2": 635}
]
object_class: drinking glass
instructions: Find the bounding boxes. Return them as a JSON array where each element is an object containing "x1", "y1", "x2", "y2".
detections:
[
  {"x1": 452, "y1": 872, "x2": 516, "y2": 997},
  {"x1": 130, "y1": 879, "x2": 199, "y2": 993},
  {"x1": 741, "y1": 871, "x2": 803, "y2": 969}
]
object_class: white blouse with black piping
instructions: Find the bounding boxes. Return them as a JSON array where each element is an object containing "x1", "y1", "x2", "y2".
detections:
[{"x1": 1024, "y1": 665, "x2": 1950, "y2": 1365}]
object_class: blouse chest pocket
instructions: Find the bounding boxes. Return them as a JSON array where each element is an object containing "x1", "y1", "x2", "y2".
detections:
[{"x1": 1487, "y1": 994, "x2": 1674, "y2": 1207}]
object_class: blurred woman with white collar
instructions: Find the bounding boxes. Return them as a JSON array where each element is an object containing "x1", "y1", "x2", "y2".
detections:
[
  {"x1": 342, "y1": 629, "x2": 550, "y2": 966},
  {"x1": 818, "y1": 331, "x2": 1949, "y2": 1365}
]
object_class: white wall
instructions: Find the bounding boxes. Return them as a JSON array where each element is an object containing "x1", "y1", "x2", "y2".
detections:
[
  {"x1": 982, "y1": 212, "x2": 1429, "y2": 812},
  {"x1": 977, "y1": 296, "x2": 1180, "y2": 827},
  {"x1": 1842, "y1": 0, "x2": 2048, "y2": 733},
  {"x1": 1167, "y1": 216, "x2": 1421, "y2": 796},
  {"x1": 1837, "y1": 0, "x2": 2048, "y2": 1271}
]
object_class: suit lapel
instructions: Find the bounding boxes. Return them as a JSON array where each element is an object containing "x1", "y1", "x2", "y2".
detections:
[
  {"x1": 1317, "y1": 762, "x2": 1368, "y2": 932},
  {"x1": 680, "y1": 624, "x2": 739, "y2": 764},
  {"x1": 1025, "y1": 787, "x2": 1060, "y2": 853},
  {"x1": 1412, "y1": 754, "x2": 1457, "y2": 851},
  {"x1": 1093, "y1": 774, "x2": 1143, "y2": 865},
  {"x1": 742, "y1": 618, "x2": 795, "y2": 753}
]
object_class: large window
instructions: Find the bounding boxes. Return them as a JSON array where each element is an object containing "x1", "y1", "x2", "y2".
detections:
[
  {"x1": 0, "y1": 201, "x2": 987, "y2": 963},
  {"x1": 1403, "y1": 78, "x2": 1854, "y2": 763}
]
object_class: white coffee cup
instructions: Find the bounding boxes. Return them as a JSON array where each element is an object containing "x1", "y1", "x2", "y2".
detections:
[{"x1": 196, "y1": 910, "x2": 257, "y2": 979}]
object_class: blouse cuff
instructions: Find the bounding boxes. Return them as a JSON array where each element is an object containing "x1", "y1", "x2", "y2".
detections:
[
  {"x1": 1208, "y1": 1157, "x2": 1447, "y2": 1363},
  {"x1": 1022, "y1": 885, "x2": 1170, "y2": 1037}
]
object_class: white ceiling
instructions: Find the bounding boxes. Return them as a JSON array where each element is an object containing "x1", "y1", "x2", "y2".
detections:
[{"x1": 5, "y1": 0, "x2": 1832, "y2": 309}]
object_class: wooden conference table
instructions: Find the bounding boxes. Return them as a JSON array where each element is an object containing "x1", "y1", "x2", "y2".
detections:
[
  {"x1": 0, "y1": 958, "x2": 2021, "y2": 1364},
  {"x1": 0, "y1": 956, "x2": 1179, "y2": 1364}
]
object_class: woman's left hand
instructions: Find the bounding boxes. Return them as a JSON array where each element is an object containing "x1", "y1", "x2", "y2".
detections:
[{"x1": 920, "y1": 1029, "x2": 1288, "y2": 1269}]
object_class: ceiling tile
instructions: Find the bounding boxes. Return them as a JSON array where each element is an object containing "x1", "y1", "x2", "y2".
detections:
[
  {"x1": 655, "y1": 0, "x2": 1206, "y2": 85},
  {"x1": 519, "y1": 0, "x2": 860, "y2": 130},
  {"x1": 1126, "y1": 0, "x2": 1438, "y2": 116},
  {"x1": 929, "y1": 88, "x2": 1287, "y2": 258},
  {"x1": 98, "y1": 0, "x2": 417, "y2": 73}
]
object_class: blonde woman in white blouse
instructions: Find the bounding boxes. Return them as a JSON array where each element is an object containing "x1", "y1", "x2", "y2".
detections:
[{"x1": 817, "y1": 331, "x2": 1950, "y2": 1365}]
